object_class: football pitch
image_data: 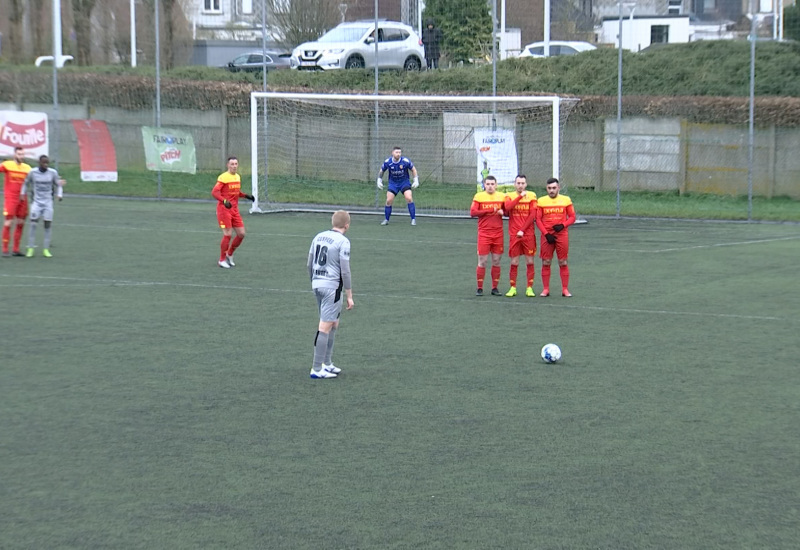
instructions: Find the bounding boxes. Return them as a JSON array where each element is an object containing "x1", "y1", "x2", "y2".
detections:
[{"x1": 2, "y1": 198, "x2": 799, "y2": 549}]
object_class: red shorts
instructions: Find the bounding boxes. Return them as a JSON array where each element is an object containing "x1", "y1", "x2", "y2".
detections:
[
  {"x1": 217, "y1": 205, "x2": 244, "y2": 229},
  {"x1": 539, "y1": 232, "x2": 569, "y2": 260},
  {"x1": 477, "y1": 233, "x2": 504, "y2": 256},
  {"x1": 3, "y1": 196, "x2": 28, "y2": 220},
  {"x1": 508, "y1": 233, "x2": 536, "y2": 258}
]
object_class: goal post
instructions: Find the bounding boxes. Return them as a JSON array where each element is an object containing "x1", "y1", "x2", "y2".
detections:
[{"x1": 249, "y1": 92, "x2": 580, "y2": 217}]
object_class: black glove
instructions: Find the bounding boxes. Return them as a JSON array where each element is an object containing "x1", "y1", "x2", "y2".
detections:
[
  {"x1": 545, "y1": 233, "x2": 556, "y2": 244},
  {"x1": 553, "y1": 224, "x2": 565, "y2": 233},
  {"x1": 245, "y1": 194, "x2": 255, "y2": 201},
  {"x1": 223, "y1": 200, "x2": 232, "y2": 209}
]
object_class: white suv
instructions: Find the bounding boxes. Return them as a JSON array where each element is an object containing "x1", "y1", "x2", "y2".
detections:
[
  {"x1": 518, "y1": 41, "x2": 596, "y2": 58},
  {"x1": 291, "y1": 21, "x2": 424, "y2": 71}
]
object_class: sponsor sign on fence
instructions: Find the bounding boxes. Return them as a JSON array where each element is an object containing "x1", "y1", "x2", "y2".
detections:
[
  {"x1": 0, "y1": 111, "x2": 49, "y2": 158},
  {"x1": 474, "y1": 128, "x2": 518, "y2": 192},
  {"x1": 141, "y1": 126, "x2": 197, "y2": 174}
]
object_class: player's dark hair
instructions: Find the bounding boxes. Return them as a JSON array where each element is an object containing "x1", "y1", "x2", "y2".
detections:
[
  {"x1": 39, "y1": 155, "x2": 49, "y2": 161},
  {"x1": 547, "y1": 177, "x2": 559, "y2": 185},
  {"x1": 516, "y1": 174, "x2": 526, "y2": 180},
  {"x1": 14, "y1": 146, "x2": 23, "y2": 153},
  {"x1": 392, "y1": 147, "x2": 401, "y2": 152},
  {"x1": 484, "y1": 175, "x2": 497, "y2": 183},
  {"x1": 227, "y1": 156, "x2": 238, "y2": 163}
]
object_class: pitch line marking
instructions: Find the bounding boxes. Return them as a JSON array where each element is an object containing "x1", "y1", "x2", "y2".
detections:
[
  {"x1": 595, "y1": 234, "x2": 800, "y2": 253},
  {"x1": 0, "y1": 274, "x2": 787, "y2": 322}
]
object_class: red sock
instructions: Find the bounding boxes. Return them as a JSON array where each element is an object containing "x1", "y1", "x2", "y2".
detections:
[
  {"x1": 526, "y1": 264, "x2": 536, "y2": 288},
  {"x1": 542, "y1": 265, "x2": 551, "y2": 292},
  {"x1": 476, "y1": 266, "x2": 486, "y2": 289},
  {"x1": 491, "y1": 266, "x2": 501, "y2": 289},
  {"x1": 220, "y1": 236, "x2": 231, "y2": 261},
  {"x1": 12, "y1": 223, "x2": 23, "y2": 252},
  {"x1": 1, "y1": 226, "x2": 9, "y2": 253},
  {"x1": 560, "y1": 264, "x2": 570, "y2": 291},
  {"x1": 509, "y1": 264, "x2": 518, "y2": 287},
  {"x1": 228, "y1": 235, "x2": 244, "y2": 255}
]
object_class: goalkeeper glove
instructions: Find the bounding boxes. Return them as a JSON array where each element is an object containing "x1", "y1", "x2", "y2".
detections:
[
  {"x1": 245, "y1": 194, "x2": 255, "y2": 201},
  {"x1": 411, "y1": 177, "x2": 419, "y2": 189},
  {"x1": 553, "y1": 223, "x2": 565, "y2": 233},
  {"x1": 545, "y1": 233, "x2": 556, "y2": 244},
  {"x1": 376, "y1": 177, "x2": 384, "y2": 190},
  {"x1": 223, "y1": 200, "x2": 232, "y2": 209}
]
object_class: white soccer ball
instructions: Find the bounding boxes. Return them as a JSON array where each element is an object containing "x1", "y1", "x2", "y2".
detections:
[{"x1": 541, "y1": 343, "x2": 562, "y2": 364}]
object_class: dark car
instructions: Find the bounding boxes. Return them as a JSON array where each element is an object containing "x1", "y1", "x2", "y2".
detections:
[{"x1": 226, "y1": 51, "x2": 292, "y2": 72}]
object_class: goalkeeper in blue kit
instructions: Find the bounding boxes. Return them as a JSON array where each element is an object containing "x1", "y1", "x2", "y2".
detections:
[{"x1": 376, "y1": 147, "x2": 419, "y2": 226}]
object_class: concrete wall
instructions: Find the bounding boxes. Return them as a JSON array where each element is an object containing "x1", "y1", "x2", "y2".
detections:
[{"x1": 4, "y1": 102, "x2": 799, "y2": 199}]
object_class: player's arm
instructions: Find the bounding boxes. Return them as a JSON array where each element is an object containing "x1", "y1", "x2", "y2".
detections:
[
  {"x1": 211, "y1": 181, "x2": 231, "y2": 207},
  {"x1": 307, "y1": 248, "x2": 315, "y2": 281},
  {"x1": 340, "y1": 253, "x2": 354, "y2": 310},
  {"x1": 503, "y1": 194, "x2": 523, "y2": 213},
  {"x1": 552, "y1": 204, "x2": 575, "y2": 233},
  {"x1": 237, "y1": 190, "x2": 255, "y2": 201},
  {"x1": 470, "y1": 200, "x2": 487, "y2": 218},
  {"x1": 21, "y1": 171, "x2": 32, "y2": 199},
  {"x1": 521, "y1": 200, "x2": 538, "y2": 233},
  {"x1": 534, "y1": 205, "x2": 549, "y2": 236}
]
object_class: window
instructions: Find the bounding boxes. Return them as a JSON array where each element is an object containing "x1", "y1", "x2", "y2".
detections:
[
  {"x1": 668, "y1": 0, "x2": 682, "y2": 14},
  {"x1": 203, "y1": 0, "x2": 222, "y2": 13},
  {"x1": 528, "y1": 46, "x2": 544, "y2": 56},
  {"x1": 651, "y1": 25, "x2": 669, "y2": 44},
  {"x1": 382, "y1": 28, "x2": 405, "y2": 42},
  {"x1": 559, "y1": 46, "x2": 579, "y2": 56}
]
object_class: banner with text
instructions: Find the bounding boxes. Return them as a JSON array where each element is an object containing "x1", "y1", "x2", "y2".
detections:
[
  {"x1": 72, "y1": 120, "x2": 118, "y2": 182},
  {"x1": 474, "y1": 128, "x2": 518, "y2": 192},
  {"x1": 141, "y1": 126, "x2": 196, "y2": 174},
  {"x1": 0, "y1": 111, "x2": 49, "y2": 158}
]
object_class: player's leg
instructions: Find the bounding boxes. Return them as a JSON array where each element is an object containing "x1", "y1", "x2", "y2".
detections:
[
  {"x1": 311, "y1": 289, "x2": 341, "y2": 379},
  {"x1": 322, "y1": 318, "x2": 342, "y2": 373},
  {"x1": 217, "y1": 206, "x2": 233, "y2": 267},
  {"x1": 524, "y1": 253, "x2": 536, "y2": 297},
  {"x1": 226, "y1": 216, "x2": 246, "y2": 264},
  {"x1": 556, "y1": 238, "x2": 571, "y2": 297},
  {"x1": 40, "y1": 205, "x2": 54, "y2": 256},
  {"x1": 476, "y1": 241, "x2": 490, "y2": 295},
  {"x1": 402, "y1": 188, "x2": 416, "y2": 225},
  {"x1": 506, "y1": 243, "x2": 520, "y2": 296},
  {"x1": 489, "y1": 238, "x2": 504, "y2": 295},
  {"x1": 12, "y1": 200, "x2": 28, "y2": 255},
  {"x1": 539, "y1": 234, "x2": 555, "y2": 297},
  {"x1": 383, "y1": 190, "x2": 397, "y2": 224},
  {"x1": 3, "y1": 196, "x2": 17, "y2": 255},
  {"x1": 26, "y1": 204, "x2": 42, "y2": 257}
]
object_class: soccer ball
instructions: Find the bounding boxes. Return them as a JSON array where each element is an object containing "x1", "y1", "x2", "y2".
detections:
[{"x1": 541, "y1": 343, "x2": 562, "y2": 363}]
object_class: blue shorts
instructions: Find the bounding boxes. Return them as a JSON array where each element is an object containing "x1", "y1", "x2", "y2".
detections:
[{"x1": 388, "y1": 183, "x2": 411, "y2": 196}]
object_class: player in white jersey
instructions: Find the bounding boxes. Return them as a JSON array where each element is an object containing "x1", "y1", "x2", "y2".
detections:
[
  {"x1": 307, "y1": 210, "x2": 354, "y2": 379},
  {"x1": 21, "y1": 155, "x2": 65, "y2": 258}
]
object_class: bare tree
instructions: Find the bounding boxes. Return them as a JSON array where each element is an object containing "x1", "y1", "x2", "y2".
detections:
[
  {"x1": 6, "y1": 0, "x2": 25, "y2": 62},
  {"x1": 30, "y1": 0, "x2": 49, "y2": 56},
  {"x1": 265, "y1": 0, "x2": 341, "y2": 51},
  {"x1": 71, "y1": 0, "x2": 96, "y2": 65}
]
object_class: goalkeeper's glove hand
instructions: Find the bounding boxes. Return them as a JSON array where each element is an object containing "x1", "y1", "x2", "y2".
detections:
[
  {"x1": 553, "y1": 223, "x2": 565, "y2": 233},
  {"x1": 376, "y1": 177, "x2": 383, "y2": 190},
  {"x1": 411, "y1": 177, "x2": 419, "y2": 189},
  {"x1": 245, "y1": 194, "x2": 255, "y2": 201},
  {"x1": 545, "y1": 233, "x2": 556, "y2": 244},
  {"x1": 223, "y1": 200, "x2": 232, "y2": 209}
]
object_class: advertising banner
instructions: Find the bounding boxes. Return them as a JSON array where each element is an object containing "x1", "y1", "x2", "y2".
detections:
[
  {"x1": 71, "y1": 120, "x2": 118, "y2": 182},
  {"x1": 0, "y1": 111, "x2": 49, "y2": 158},
  {"x1": 474, "y1": 128, "x2": 518, "y2": 192},
  {"x1": 141, "y1": 126, "x2": 196, "y2": 174}
]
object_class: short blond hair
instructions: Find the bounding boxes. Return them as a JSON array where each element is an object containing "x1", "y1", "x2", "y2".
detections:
[{"x1": 331, "y1": 210, "x2": 350, "y2": 229}]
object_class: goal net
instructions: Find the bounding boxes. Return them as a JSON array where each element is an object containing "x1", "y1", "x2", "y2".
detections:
[{"x1": 249, "y1": 92, "x2": 580, "y2": 217}]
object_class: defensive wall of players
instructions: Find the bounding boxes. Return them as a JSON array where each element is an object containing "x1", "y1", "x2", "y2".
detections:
[{"x1": 3, "y1": 100, "x2": 800, "y2": 199}]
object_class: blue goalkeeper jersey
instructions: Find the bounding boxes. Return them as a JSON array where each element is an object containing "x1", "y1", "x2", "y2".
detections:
[{"x1": 381, "y1": 156, "x2": 415, "y2": 186}]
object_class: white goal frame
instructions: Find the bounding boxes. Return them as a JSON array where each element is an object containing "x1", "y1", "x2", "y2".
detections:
[{"x1": 249, "y1": 92, "x2": 566, "y2": 214}]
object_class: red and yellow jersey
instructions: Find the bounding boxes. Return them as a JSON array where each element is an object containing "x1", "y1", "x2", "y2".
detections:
[
  {"x1": 211, "y1": 171, "x2": 243, "y2": 207},
  {"x1": 0, "y1": 160, "x2": 32, "y2": 196},
  {"x1": 470, "y1": 190, "x2": 506, "y2": 238},
  {"x1": 504, "y1": 191, "x2": 537, "y2": 236},
  {"x1": 536, "y1": 194, "x2": 575, "y2": 234}
]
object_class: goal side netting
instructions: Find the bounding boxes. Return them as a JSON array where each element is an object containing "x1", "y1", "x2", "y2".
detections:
[{"x1": 248, "y1": 92, "x2": 580, "y2": 217}]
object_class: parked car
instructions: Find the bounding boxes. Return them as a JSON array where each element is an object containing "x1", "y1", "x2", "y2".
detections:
[
  {"x1": 225, "y1": 51, "x2": 292, "y2": 72},
  {"x1": 290, "y1": 21, "x2": 424, "y2": 71},
  {"x1": 518, "y1": 41, "x2": 597, "y2": 58}
]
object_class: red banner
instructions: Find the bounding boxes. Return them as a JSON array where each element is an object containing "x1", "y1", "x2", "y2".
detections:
[{"x1": 71, "y1": 119, "x2": 118, "y2": 182}]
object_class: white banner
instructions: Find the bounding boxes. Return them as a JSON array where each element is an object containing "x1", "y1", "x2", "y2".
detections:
[
  {"x1": 474, "y1": 128, "x2": 517, "y2": 191},
  {"x1": 0, "y1": 111, "x2": 49, "y2": 158}
]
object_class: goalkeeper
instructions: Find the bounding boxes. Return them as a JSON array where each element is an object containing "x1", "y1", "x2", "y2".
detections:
[{"x1": 376, "y1": 147, "x2": 419, "y2": 226}]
